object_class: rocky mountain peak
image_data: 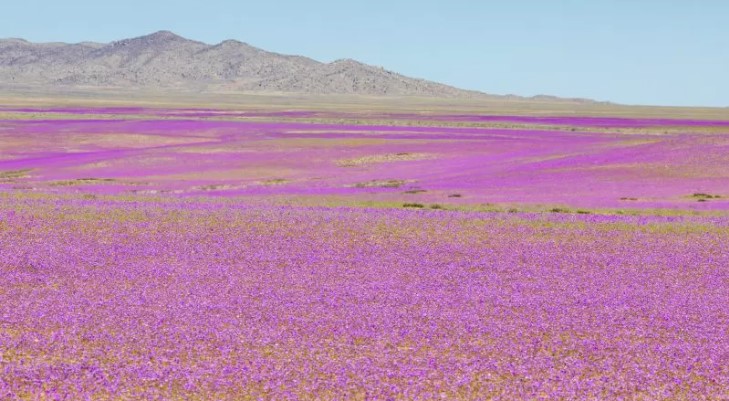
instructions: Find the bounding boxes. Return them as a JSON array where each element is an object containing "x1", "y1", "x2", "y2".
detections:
[{"x1": 0, "y1": 31, "x2": 490, "y2": 98}]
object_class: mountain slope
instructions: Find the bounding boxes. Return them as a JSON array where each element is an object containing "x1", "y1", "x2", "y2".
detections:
[{"x1": 0, "y1": 31, "x2": 483, "y2": 97}]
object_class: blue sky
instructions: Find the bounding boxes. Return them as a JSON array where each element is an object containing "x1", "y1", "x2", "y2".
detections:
[{"x1": 2, "y1": 0, "x2": 727, "y2": 107}]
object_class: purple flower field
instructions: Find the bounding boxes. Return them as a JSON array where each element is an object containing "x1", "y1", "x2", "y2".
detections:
[
  {"x1": 1, "y1": 107, "x2": 728, "y2": 399},
  {"x1": 2, "y1": 107, "x2": 729, "y2": 210}
]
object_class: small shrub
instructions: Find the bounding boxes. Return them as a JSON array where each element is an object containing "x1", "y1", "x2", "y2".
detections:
[
  {"x1": 50, "y1": 178, "x2": 115, "y2": 186},
  {"x1": 262, "y1": 178, "x2": 288, "y2": 185},
  {"x1": 49, "y1": 180, "x2": 79, "y2": 187},
  {"x1": 576, "y1": 210, "x2": 592, "y2": 214},
  {"x1": 402, "y1": 203, "x2": 425, "y2": 208},
  {"x1": 549, "y1": 207, "x2": 569, "y2": 213},
  {"x1": 404, "y1": 189, "x2": 427, "y2": 194},
  {"x1": 448, "y1": 193, "x2": 462, "y2": 198},
  {"x1": 620, "y1": 197, "x2": 638, "y2": 201},
  {"x1": 429, "y1": 204, "x2": 444, "y2": 210},
  {"x1": 355, "y1": 179, "x2": 407, "y2": 188},
  {"x1": 77, "y1": 178, "x2": 115, "y2": 182},
  {"x1": 199, "y1": 185, "x2": 222, "y2": 191},
  {"x1": 692, "y1": 193, "x2": 720, "y2": 200}
]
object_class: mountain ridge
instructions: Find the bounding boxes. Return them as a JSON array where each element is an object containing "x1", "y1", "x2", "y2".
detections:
[{"x1": 0, "y1": 31, "x2": 595, "y2": 101}]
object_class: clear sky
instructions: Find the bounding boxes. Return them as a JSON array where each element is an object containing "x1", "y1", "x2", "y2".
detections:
[{"x1": 2, "y1": 0, "x2": 727, "y2": 107}]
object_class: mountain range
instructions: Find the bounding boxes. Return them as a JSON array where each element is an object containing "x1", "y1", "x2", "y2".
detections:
[{"x1": 0, "y1": 30, "x2": 494, "y2": 97}]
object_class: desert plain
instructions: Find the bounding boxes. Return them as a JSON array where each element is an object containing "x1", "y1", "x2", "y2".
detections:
[{"x1": 1, "y1": 92, "x2": 728, "y2": 399}]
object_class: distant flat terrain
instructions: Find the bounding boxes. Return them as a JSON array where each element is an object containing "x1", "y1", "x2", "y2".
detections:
[{"x1": 1, "y1": 98, "x2": 728, "y2": 212}]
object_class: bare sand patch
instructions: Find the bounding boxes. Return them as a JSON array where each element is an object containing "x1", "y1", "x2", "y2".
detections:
[
  {"x1": 337, "y1": 152, "x2": 435, "y2": 167},
  {"x1": 66, "y1": 133, "x2": 210, "y2": 148}
]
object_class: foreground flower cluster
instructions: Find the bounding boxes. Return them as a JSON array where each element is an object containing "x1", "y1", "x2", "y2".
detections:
[{"x1": 1, "y1": 195, "x2": 727, "y2": 400}]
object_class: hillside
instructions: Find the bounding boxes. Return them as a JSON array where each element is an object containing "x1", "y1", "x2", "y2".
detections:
[{"x1": 0, "y1": 31, "x2": 486, "y2": 97}]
